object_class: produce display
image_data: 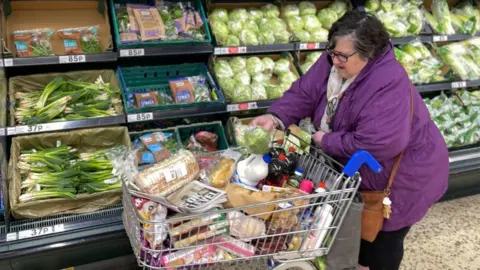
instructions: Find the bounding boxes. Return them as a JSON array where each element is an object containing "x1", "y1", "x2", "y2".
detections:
[
  {"x1": 365, "y1": 0, "x2": 423, "y2": 38},
  {"x1": 13, "y1": 75, "x2": 123, "y2": 125},
  {"x1": 424, "y1": 91, "x2": 479, "y2": 147},
  {"x1": 17, "y1": 144, "x2": 125, "y2": 203},
  {"x1": 209, "y1": 4, "x2": 291, "y2": 46},
  {"x1": 394, "y1": 41, "x2": 445, "y2": 84},
  {"x1": 115, "y1": 2, "x2": 206, "y2": 43},
  {"x1": 12, "y1": 28, "x2": 54, "y2": 57},
  {"x1": 214, "y1": 55, "x2": 299, "y2": 102},
  {"x1": 299, "y1": 51, "x2": 323, "y2": 74},
  {"x1": 437, "y1": 38, "x2": 480, "y2": 81},
  {"x1": 57, "y1": 26, "x2": 101, "y2": 54},
  {"x1": 284, "y1": 0, "x2": 350, "y2": 42},
  {"x1": 424, "y1": 0, "x2": 479, "y2": 36}
]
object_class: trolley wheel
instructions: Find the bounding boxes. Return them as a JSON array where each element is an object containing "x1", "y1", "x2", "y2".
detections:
[{"x1": 271, "y1": 261, "x2": 317, "y2": 270}]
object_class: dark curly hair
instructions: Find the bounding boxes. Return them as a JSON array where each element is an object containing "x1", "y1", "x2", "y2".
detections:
[{"x1": 328, "y1": 10, "x2": 390, "y2": 60}]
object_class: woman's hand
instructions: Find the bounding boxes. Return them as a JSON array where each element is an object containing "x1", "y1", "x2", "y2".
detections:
[
  {"x1": 313, "y1": 130, "x2": 326, "y2": 147},
  {"x1": 250, "y1": 114, "x2": 279, "y2": 132}
]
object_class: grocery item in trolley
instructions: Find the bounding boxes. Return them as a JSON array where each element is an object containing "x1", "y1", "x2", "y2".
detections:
[
  {"x1": 166, "y1": 180, "x2": 227, "y2": 213},
  {"x1": 214, "y1": 235, "x2": 256, "y2": 257},
  {"x1": 227, "y1": 210, "x2": 266, "y2": 238},
  {"x1": 160, "y1": 244, "x2": 220, "y2": 269},
  {"x1": 134, "y1": 197, "x2": 168, "y2": 249},
  {"x1": 169, "y1": 213, "x2": 226, "y2": 238},
  {"x1": 225, "y1": 184, "x2": 276, "y2": 220}
]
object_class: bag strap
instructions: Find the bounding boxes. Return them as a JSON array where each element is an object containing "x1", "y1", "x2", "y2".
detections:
[{"x1": 385, "y1": 83, "x2": 415, "y2": 195}]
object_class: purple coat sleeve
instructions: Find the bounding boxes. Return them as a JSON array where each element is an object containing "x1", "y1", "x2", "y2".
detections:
[
  {"x1": 321, "y1": 76, "x2": 411, "y2": 161},
  {"x1": 268, "y1": 53, "x2": 330, "y2": 128}
]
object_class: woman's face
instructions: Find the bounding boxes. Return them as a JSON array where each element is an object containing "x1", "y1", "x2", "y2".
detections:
[{"x1": 330, "y1": 38, "x2": 368, "y2": 79}]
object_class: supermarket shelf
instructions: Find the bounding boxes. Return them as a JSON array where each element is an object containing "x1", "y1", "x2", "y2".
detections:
[
  {"x1": 295, "y1": 42, "x2": 328, "y2": 51},
  {"x1": 415, "y1": 79, "x2": 480, "y2": 93},
  {"x1": 117, "y1": 44, "x2": 213, "y2": 58},
  {"x1": 390, "y1": 35, "x2": 431, "y2": 45},
  {"x1": 126, "y1": 104, "x2": 226, "y2": 123},
  {"x1": 2, "y1": 52, "x2": 117, "y2": 68},
  {"x1": 226, "y1": 100, "x2": 276, "y2": 112},
  {"x1": 213, "y1": 44, "x2": 295, "y2": 56},
  {"x1": 6, "y1": 116, "x2": 126, "y2": 136},
  {"x1": 449, "y1": 146, "x2": 480, "y2": 174}
]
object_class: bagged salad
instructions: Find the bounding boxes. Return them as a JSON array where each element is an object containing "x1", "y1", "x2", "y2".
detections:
[
  {"x1": 13, "y1": 28, "x2": 54, "y2": 57},
  {"x1": 57, "y1": 26, "x2": 101, "y2": 54}
]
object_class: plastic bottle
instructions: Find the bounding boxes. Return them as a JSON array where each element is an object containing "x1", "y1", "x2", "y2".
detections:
[
  {"x1": 315, "y1": 182, "x2": 327, "y2": 193},
  {"x1": 235, "y1": 154, "x2": 271, "y2": 187},
  {"x1": 286, "y1": 146, "x2": 298, "y2": 173},
  {"x1": 300, "y1": 203, "x2": 334, "y2": 257},
  {"x1": 285, "y1": 169, "x2": 304, "y2": 189},
  {"x1": 265, "y1": 154, "x2": 290, "y2": 187},
  {"x1": 270, "y1": 139, "x2": 286, "y2": 158}
]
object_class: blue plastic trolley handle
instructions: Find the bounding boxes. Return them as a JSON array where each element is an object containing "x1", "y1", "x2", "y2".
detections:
[{"x1": 342, "y1": 150, "x2": 382, "y2": 177}]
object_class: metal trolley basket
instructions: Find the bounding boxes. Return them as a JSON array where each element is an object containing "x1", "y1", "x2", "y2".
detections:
[{"x1": 121, "y1": 132, "x2": 381, "y2": 270}]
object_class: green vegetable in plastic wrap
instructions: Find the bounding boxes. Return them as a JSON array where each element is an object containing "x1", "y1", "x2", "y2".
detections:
[
  {"x1": 262, "y1": 57, "x2": 275, "y2": 74},
  {"x1": 259, "y1": 31, "x2": 276, "y2": 45},
  {"x1": 234, "y1": 71, "x2": 251, "y2": 86},
  {"x1": 317, "y1": 8, "x2": 338, "y2": 30},
  {"x1": 284, "y1": 4, "x2": 300, "y2": 17},
  {"x1": 252, "y1": 73, "x2": 271, "y2": 84},
  {"x1": 233, "y1": 84, "x2": 252, "y2": 103},
  {"x1": 287, "y1": 16, "x2": 305, "y2": 33},
  {"x1": 274, "y1": 59, "x2": 291, "y2": 75},
  {"x1": 329, "y1": 0, "x2": 349, "y2": 17},
  {"x1": 307, "y1": 52, "x2": 322, "y2": 63},
  {"x1": 431, "y1": 0, "x2": 455, "y2": 34},
  {"x1": 262, "y1": 4, "x2": 280, "y2": 19},
  {"x1": 215, "y1": 60, "x2": 234, "y2": 78},
  {"x1": 218, "y1": 77, "x2": 236, "y2": 99},
  {"x1": 211, "y1": 21, "x2": 229, "y2": 43},
  {"x1": 279, "y1": 72, "x2": 298, "y2": 86},
  {"x1": 229, "y1": 8, "x2": 249, "y2": 22},
  {"x1": 244, "y1": 126, "x2": 271, "y2": 154},
  {"x1": 407, "y1": 8, "x2": 423, "y2": 34},
  {"x1": 310, "y1": 28, "x2": 329, "y2": 42},
  {"x1": 210, "y1": 9, "x2": 229, "y2": 23},
  {"x1": 244, "y1": 20, "x2": 260, "y2": 33},
  {"x1": 229, "y1": 57, "x2": 246, "y2": 74},
  {"x1": 274, "y1": 30, "x2": 291, "y2": 44},
  {"x1": 302, "y1": 14, "x2": 322, "y2": 33},
  {"x1": 365, "y1": 0, "x2": 380, "y2": 12},
  {"x1": 246, "y1": 57, "x2": 264, "y2": 76},
  {"x1": 451, "y1": 13, "x2": 477, "y2": 36},
  {"x1": 239, "y1": 29, "x2": 259, "y2": 46},
  {"x1": 251, "y1": 83, "x2": 268, "y2": 100},
  {"x1": 266, "y1": 84, "x2": 288, "y2": 99},
  {"x1": 228, "y1": 20, "x2": 243, "y2": 36},
  {"x1": 301, "y1": 62, "x2": 314, "y2": 74},
  {"x1": 299, "y1": 1, "x2": 317, "y2": 16},
  {"x1": 296, "y1": 30, "x2": 312, "y2": 42},
  {"x1": 224, "y1": 35, "x2": 240, "y2": 46},
  {"x1": 248, "y1": 8, "x2": 264, "y2": 22},
  {"x1": 394, "y1": 47, "x2": 415, "y2": 66}
]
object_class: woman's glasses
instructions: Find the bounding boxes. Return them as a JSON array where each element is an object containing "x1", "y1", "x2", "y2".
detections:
[{"x1": 326, "y1": 48, "x2": 357, "y2": 63}]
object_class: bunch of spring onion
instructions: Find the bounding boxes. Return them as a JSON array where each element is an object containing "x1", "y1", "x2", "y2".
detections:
[
  {"x1": 14, "y1": 76, "x2": 123, "y2": 125},
  {"x1": 18, "y1": 144, "x2": 124, "y2": 203}
]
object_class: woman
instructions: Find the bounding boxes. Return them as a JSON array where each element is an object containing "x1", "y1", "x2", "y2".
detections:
[{"x1": 252, "y1": 10, "x2": 449, "y2": 270}]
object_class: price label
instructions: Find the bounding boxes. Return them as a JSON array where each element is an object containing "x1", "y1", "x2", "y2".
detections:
[
  {"x1": 120, "y1": 49, "x2": 145, "y2": 57},
  {"x1": 7, "y1": 127, "x2": 16, "y2": 135},
  {"x1": 59, "y1": 55, "x2": 86, "y2": 64},
  {"x1": 4, "y1": 58, "x2": 13, "y2": 67},
  {"x1": 18, "y1": 224, "x2": 65, "y2": 240},
  {"x1": 6, "y1": 232, "x2": 17, "y2": 242},
  {"x1": 127, "y1": 112, "x2": 153, "y2": 123},
  {"x1": 451, "y1": 81, "x2": 467, "y2": 88},
  {"x1": 299, "y1": 43, "x2": 320, "y2": 50},
  {"x1": 214, "y1": 47, "x2": 247, "y2": 55},
  {"x1": 0, "y1": 128, "x2": 5, "y2": 136},
  {"x1": 433, "y1": 35, "x2": 448, "y2": 42},
  {"x1": 227, "y1": 102, "x2": 258, "y2": 112},
  {"x1": 15, "y1": 124, "x2": 49, "y2": 134}
]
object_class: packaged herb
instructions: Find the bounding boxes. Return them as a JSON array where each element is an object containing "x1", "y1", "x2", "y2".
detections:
[
  {"x1": 133, "y1": 7, "x2": 165, "y2": 41},
  {"x1": 169, "y1": 78, "x2": 195, "y2": 104},
  {"x1": 116, "y1": 6, "x2": 140, "y2": 43},
  {"x1": 57, "y1": 26, "x2": 101, "y2": 54},
  {"x1": 12, "y1": 28, "x2": 54, "y2": 57}
]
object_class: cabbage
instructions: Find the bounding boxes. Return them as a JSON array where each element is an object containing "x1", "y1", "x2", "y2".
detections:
[
  {"x1": 215, "y1": 60, "x2": 234, "y2": 78},
  {"x1": 299, "y1": 1, "x2": 317, "y2": 16},
  {"x1": 211, "y1": 21, "x2": 229, "y2": 43},
  {"x1": 365, "y1": 0, "x2": 380, "y2": 11},
  {"x1": 287, "y1": 16, "x2": 305, "y2": 33},
  {"x1": 218, "y1": 77, "x2": 236, "y2": 99},
  {"x1": 229, "y1": 8, "x2": 249, "y2": 22},
  {"x1": 306, "y1": 52, "x2": 322, "y2": 63},
  {"x1": 244, "y1": 20, "x2": 260, "y2": 33},
  {"x1": 266, "y1": 84, "x2": 287, "y2": 99},
  {"x1": 296, "y1": 30, "x2": 312, "y2": 42},
  {"x1": 248, "y1": 8, "x2": 264, "y2": 22},
  {"x1": 252, "y1": 73, "x2": 270, "y2": 83},
  {"x1": 228, "y1": 20, "x2": 243, "y2": 35},
  {"x1": 274, "y1": 30, "x2": 291, "y2": 44},
  {"x1": 302, "y1": 15, "x2": 322, "y2": 33},
  {"x1": 239, "y1": 29, "x2": 259, "y2": 45},
  {"x1": 310, "y1": 28, "x2": 329, "y2": 42},
  {"x1": 234, "y1": 71, "x2": 251, "y2": 86},
  {"x1": 259, "y1": 31, "x2": 276, "y2": 45},
  {"x1": 274, "y1": 59, "x2": 291, "y2": 75},
  {"x1": 262, "y1": 57, "x2": 275, "y2": 74},
  {"x1": 300, "y1": 61, "x2": 314, "y2": 74},
  {"x1": 251, "y1": 83, "x2": 268, "y2": 100},
  {"x1": 209, "y1": 9, "x2": 229, "y2": 23},
  {"x1": 284, "y1": 4, "x2": 300, "y2": 17},
  {"x1": 244, "y1": 126, "x2": 271, "y2": 154},
  {"x1": 224, "y1": 35, "x2": 240, "y2": 46},
  {"x1": 329, "y1": 0, "x2": 349, "y2": 16},
  {"x1": 233, "y1": 84, "x2": 252, "y2": 102},
  {"x1": 317, "y1": 8, "x2": 338, "y2": 30},
  {"x1": 260, "y1": 18, "x2": 287, "y2": 32},
  {"x1": 279, "y1": 71, "x2": 298, "y2": 85},
  {"x1": 246, "y1": 57, "x2": 264, "y2": 76},
  {"x1": 261, "y1": 4, "x2": 280, "y2": 19},
  {"x1": 228, "y1": 57, "x2": 246, "y2": 73}
]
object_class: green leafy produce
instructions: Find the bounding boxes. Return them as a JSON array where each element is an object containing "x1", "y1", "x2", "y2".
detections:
[
  {"x1": 262, "y1": 57, "x2": 275, "y2": 74},
  {"x1": 259, "y1": 31, "x2": 276, "y2": 45},
  {"x1": 209, "y1": 8, "x2": 229, "y2": 22},
  {"x1": 367, "y1": 0, "x2": 422, "y2": 37},
  {"x1": 279, "y1": 72, "x2": 298, "y2": 85},
  {"x1": 233, "y1": 84, "x2": 252, "y2": 102},
  {"x1": 228, "y1": 21, "x2": 243, "y2": 36},
  {"x1": 211, "y1": 21, "x2": 229, "y2": 43},
  {"x1": 262, "y1": 4, "x2": 280, "y2": 19},
  {"x1": 284, "y1": 4, "x2": 300, "y2": 17},
  {"x1": 251, "y1": 83, "x2": 268, "y2": 100},
  {"x1": 239, "y1": 29, "x2": 259, "y2": 46},
  {"x1": 311, "y1": 28, "x2": 329, "y2": 42},
  {"x1": 244, "y1": 20, "x2": 260, "y2": 33},
  {"x1": 224, "y1": 35, "x2": 240, "y2": 46},
  {"x1": 229, "y1": 8, "x2": 249, "y2": 22},
  {"x1": 246, "y1": 57, "x2": 264, "y2": 76},
  {"x1": 252, "y1": 73, "x2": 270, "y2": 83},
  {"x1": 437, "y1": 38, "x2": 480, "y2": 81},
  {"x1": 266, "y1": 84, "x2": 288, "y2": 99},
  {"x1": 296, "y1": 30, "x2": 312, "y2": 42},
  {"x1": 14, "y1": 76, "x2": 122, "y2": 125},
  {"x1": 248, "y1": 8, "x2": 264, "y2": 22},
  {"x1": 244, "y1": 126, "x2": 271, "y2": 154},
  {"x1": 302, "y1": 15, "x2": 323, "y2": 33},
  {"x1": 431, "y1": 0, "x2": 455, "y2": 34},
  {"x1": 317, "y1": 8, "x2": 338, "y2": 30},
  {"x1": 229, "y1": 57, "x2": 247, "y2": 74},
  {"x1": 218, "y1": 77, "x2": 236, "y2": 99},
  {"x1": 299, "y1": 1, "x2": 317, "y2": 16},
  {"x1": 274, "y1": 59, "x2": 291, "y2": 75},
  {"x1": 306, "y1": 51, "x2": 322, "y2": 63},
  {"x1": 287, "y1": 16, "x2": 305, "y2": 33},
  {"x1": 234, "y1": 71, "x2": 251, "y2": 86},
  {"x1": 214, "y1": 60, "x2": 234, "y2": 78}
]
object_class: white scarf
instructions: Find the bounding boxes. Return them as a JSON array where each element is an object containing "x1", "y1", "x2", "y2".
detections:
[{"x1": 320, "y1": 67, "x2": 357, "y2": 133}]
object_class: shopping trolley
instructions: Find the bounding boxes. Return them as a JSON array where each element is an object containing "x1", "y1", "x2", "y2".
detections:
[{"x1": 121, "y1": 130, "x2": 382, "y2": 270}]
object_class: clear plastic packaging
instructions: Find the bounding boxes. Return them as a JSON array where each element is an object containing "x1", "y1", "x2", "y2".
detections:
[
  {"x1": 12, "y1": 28, "x2": 54, "y2": 57},
  {"x1": 57, "y1": 26, "x2": 101, "y2": 54}
]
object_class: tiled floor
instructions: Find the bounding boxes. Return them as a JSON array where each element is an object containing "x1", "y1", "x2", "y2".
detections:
[{"x1": 401, "y1": 194, "x2": 480, "y2": 270}]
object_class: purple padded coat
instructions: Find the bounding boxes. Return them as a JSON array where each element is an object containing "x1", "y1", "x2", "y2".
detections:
[{"x1": 269, "y1": 43, "x2": 449, "y2": 231}]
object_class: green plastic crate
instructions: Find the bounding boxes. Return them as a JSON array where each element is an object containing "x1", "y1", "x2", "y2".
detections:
[
  {"x1": 110, "y1": 0, "x2": 212, "y2": 48},
  {"x1": 118, "y1": 63, "x2": 225, "y2": 114},
  {"x1": 177, "y1": 121, "x2": 229, "y2": 151}
]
